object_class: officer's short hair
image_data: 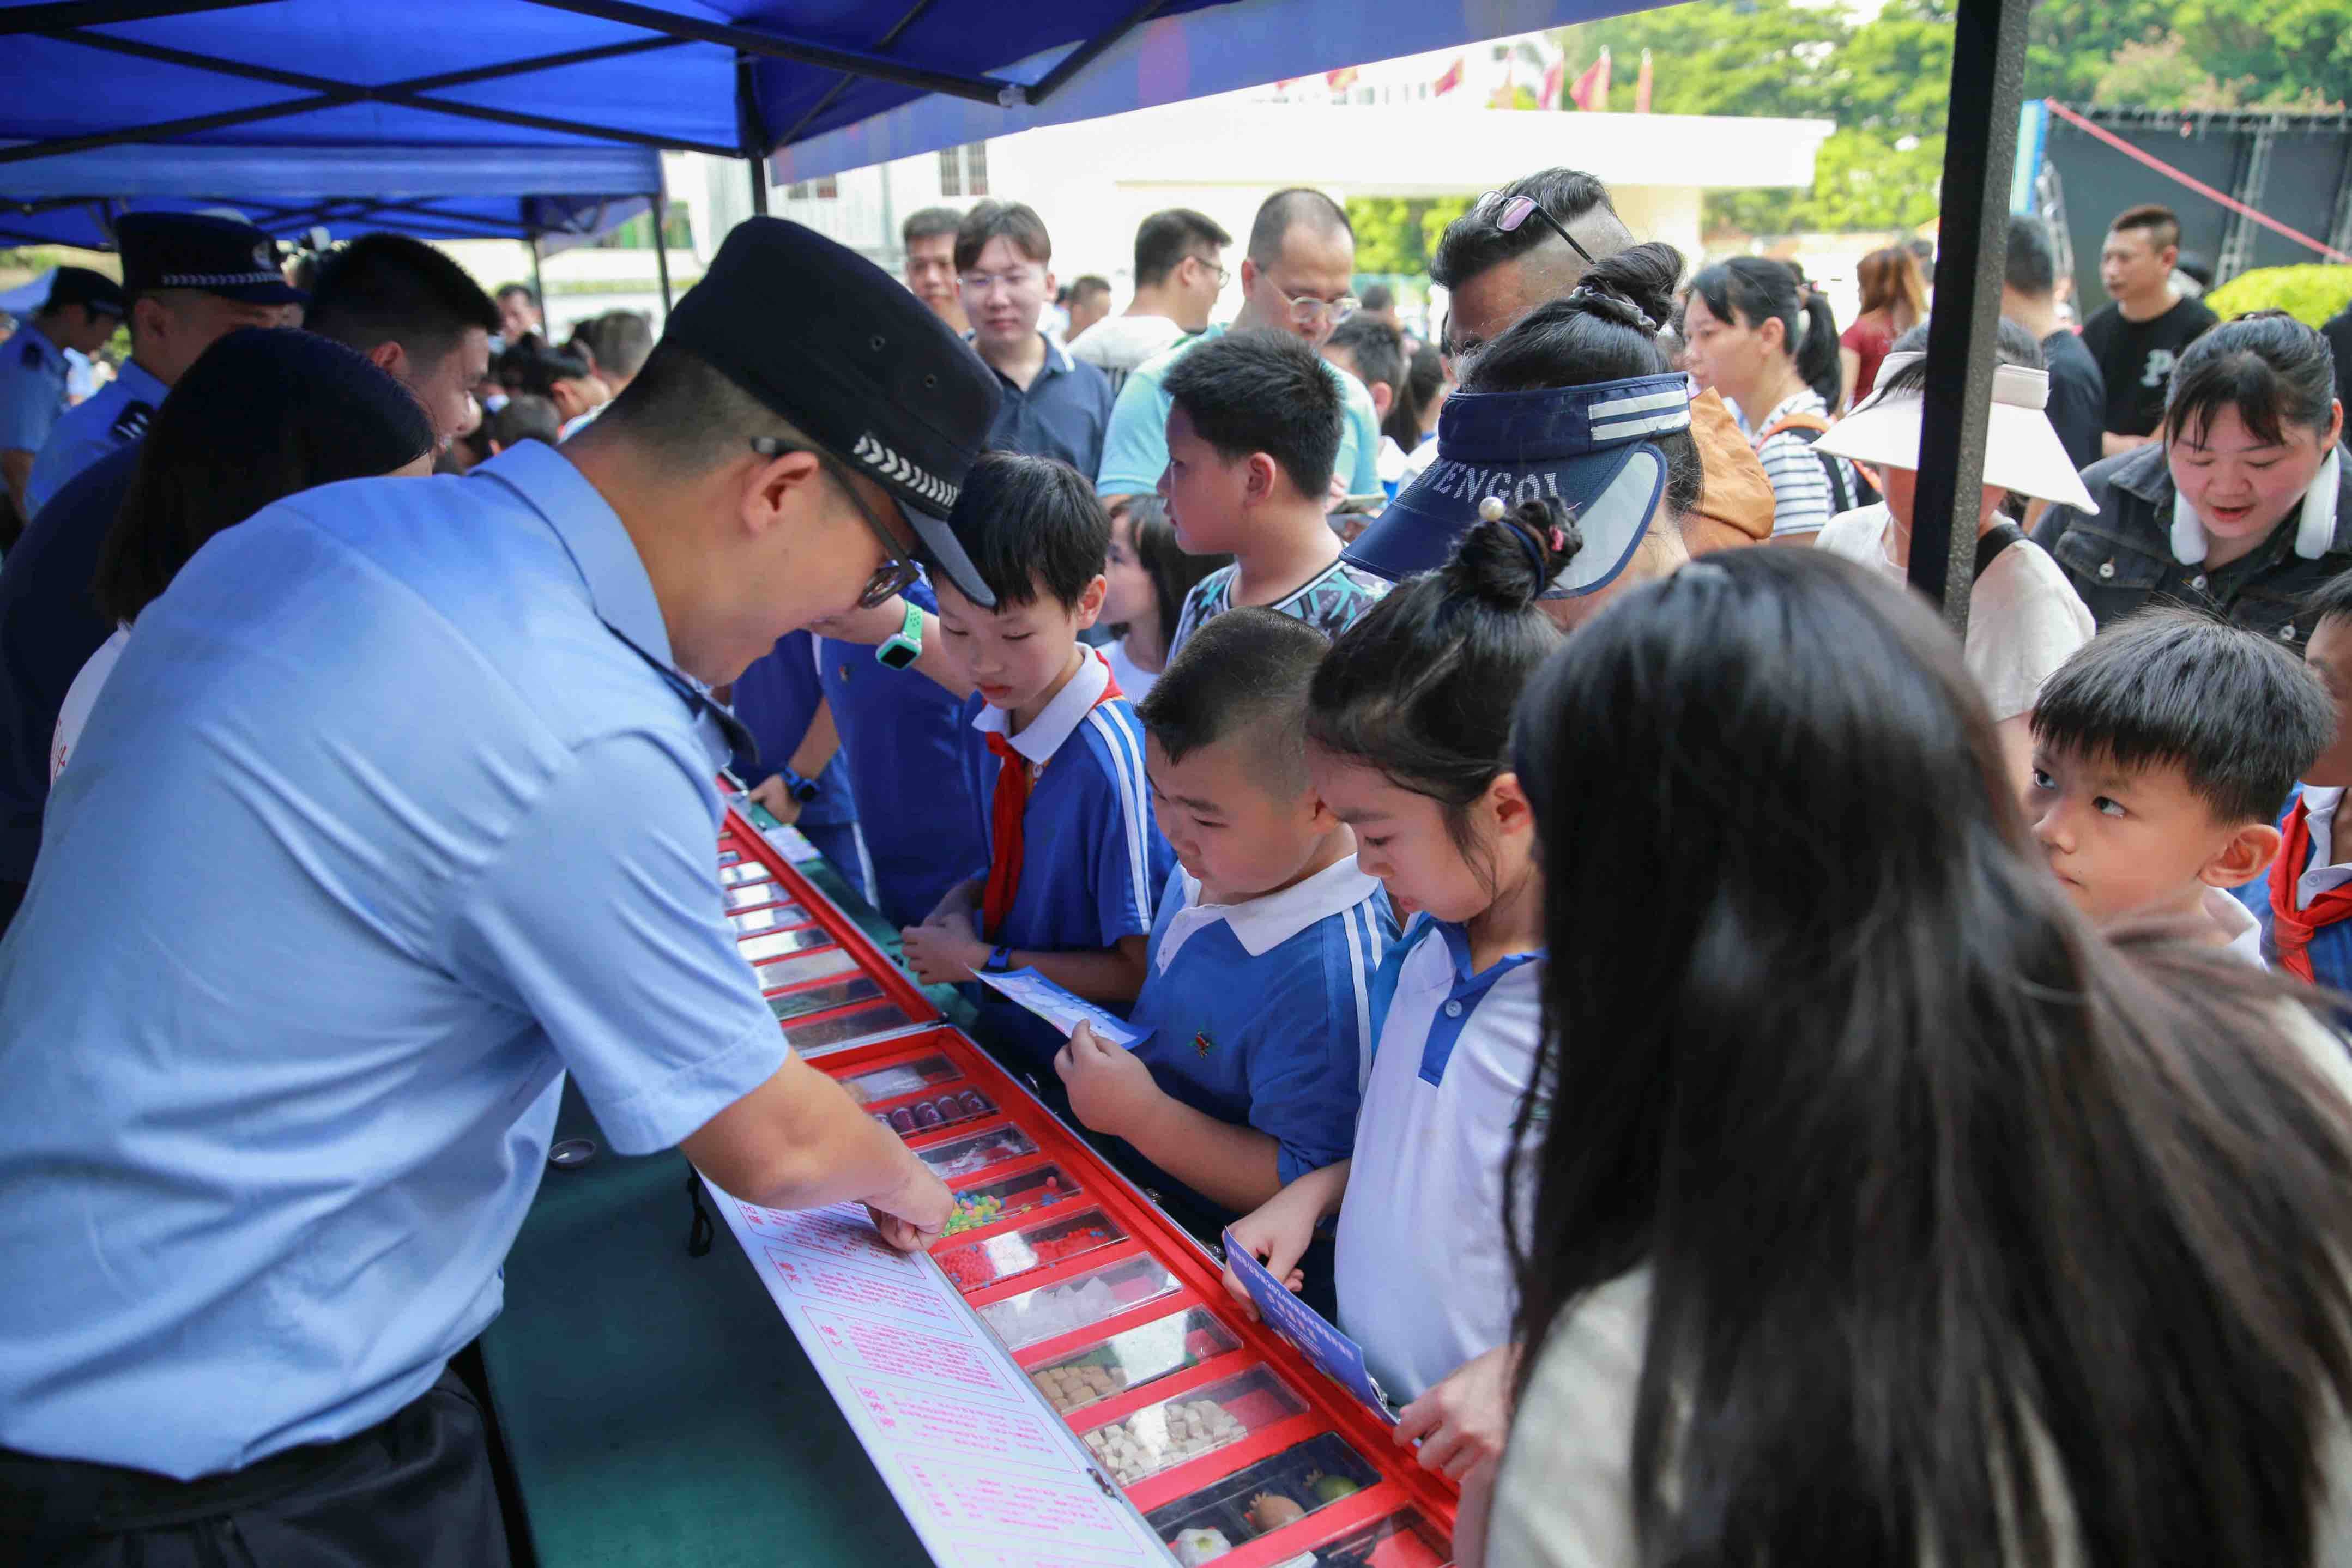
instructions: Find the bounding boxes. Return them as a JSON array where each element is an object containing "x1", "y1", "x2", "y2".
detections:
[
  {"x1": 601, "y1": 340, "x2": 806, "y2": 475},
  {"x1": 308, "y1": 234, "x2": 501, "y2": 372}
]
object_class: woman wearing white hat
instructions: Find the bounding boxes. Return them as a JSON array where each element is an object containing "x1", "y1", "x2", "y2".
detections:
[{"x1": 1812, "y1": 321, "x2": 2097, "y2": 793}]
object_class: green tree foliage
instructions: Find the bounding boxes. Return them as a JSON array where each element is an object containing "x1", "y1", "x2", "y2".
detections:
[
  {"x1": 1343, "y1": 197, "x2": 1470, "y2": 277},
  {"x1": 2204, "y1": 264, "x2": 2352, "y2": 325}
]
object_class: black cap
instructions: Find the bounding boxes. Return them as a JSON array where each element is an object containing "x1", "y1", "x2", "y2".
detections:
[
  {"x1": 46, "y1": 266, "x2": 125, "y2": 318},
  {"x1": 664, "y1": 217, "x2": 1003, "y2": 607},
  {"x1": 117, "y1": 211, "x2": 306, "y2": 306}
]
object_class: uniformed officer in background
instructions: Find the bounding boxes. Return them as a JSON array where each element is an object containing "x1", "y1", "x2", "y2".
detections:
[
  {"x1": 21, "y1": 211, "x2": 299, "y2": 516},
  {"x1": 0, "y1": 219, "x2": 1000, "y2": 1564},
  {"x1": 0, "y1": 266, "x2": 122, "y2": 540}
]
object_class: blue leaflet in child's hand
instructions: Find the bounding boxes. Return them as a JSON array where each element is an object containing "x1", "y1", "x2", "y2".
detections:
[{"x1": 1222, "y1": 1226, "x2": 1397, "y2": 1424}]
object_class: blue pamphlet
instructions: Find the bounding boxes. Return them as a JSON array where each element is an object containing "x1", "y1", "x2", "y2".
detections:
[
  {"x1": 970, "y1": 965, "x2": 1147, "y2": 1048},
  {"x1": 1221, "y1": 1227, "x2": 1398, "y2": 1424}
]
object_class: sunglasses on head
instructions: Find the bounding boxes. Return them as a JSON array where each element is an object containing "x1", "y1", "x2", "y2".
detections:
[{"x1": 1474, "y1": 190, "x2": 1597, "y2": 265}]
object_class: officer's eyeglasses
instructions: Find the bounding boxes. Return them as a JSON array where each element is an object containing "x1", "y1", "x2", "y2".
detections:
[
  {"x1": 1263, "y1": 279, "x2": 1358, "y2": 331},
  {"x1": 1474, "y1": 190, "x2": 1596, "y2": 264},
  {"x1": 749, "y1": 437, "x2": 923, "y2": 610}
]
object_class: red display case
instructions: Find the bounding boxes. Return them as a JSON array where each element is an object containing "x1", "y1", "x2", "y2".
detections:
[{"x1": 712, "y1": 807, "x2": 1458, "y2": 1568}]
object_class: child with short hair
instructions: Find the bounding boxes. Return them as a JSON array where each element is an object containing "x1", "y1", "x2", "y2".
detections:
[
  {"x1": 1157, "y1": 331, "x2": 1388, "y2": 659},
  {"x1": 2028, "y1": 607, "x2": 2332, "y2": 963},
  {"x1": 1054, "y1": 607, "x2": 1395, "y2": 1245},
  {"x1": 1222, "y1": 500, "x2": 1571, "y2": 1485},
  {"x1": 2265, "y1": 573, "x2": 2352, "y2": 985},
  {"x1": 892, "y1": 453, "x2": 1175, "y2": 1073}
]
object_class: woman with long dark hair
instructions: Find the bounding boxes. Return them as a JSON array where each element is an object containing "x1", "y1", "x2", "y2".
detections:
[
  {"x1": 1476, "y1": 548, "x2": 2352, "y2": 1566},
  {"x1": 1682, "y1": 257, "x2": 1859, "y2": 542}
]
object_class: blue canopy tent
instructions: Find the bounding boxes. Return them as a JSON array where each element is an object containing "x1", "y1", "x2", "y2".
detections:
[{"x1": 1, "y1": 0, "x2": 2029, "y2": 613}]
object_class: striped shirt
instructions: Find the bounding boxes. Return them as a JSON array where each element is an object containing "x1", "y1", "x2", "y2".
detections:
[{"x1": 1752, "y1": 389, "x2": 1859, "y2": 540}]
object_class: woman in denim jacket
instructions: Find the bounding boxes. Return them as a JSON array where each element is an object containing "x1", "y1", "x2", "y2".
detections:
[{"x1": 2034, "y1": 311, "x2": 2352, "y2": 649}]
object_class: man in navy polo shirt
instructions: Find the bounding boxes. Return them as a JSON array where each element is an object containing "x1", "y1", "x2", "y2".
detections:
[{"x1": 956, "y1": 201, "x2": 1114, "y2": 475}]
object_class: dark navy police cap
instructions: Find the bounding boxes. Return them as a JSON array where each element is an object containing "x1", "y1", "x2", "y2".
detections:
[
  {"x1": 664, "y1": 217, "x2": 1005, "y2": 608},
  {"x1": 116, "y1": 212, "x2": 306, "y2": 306},
  {"x1": 1346, "y1": 372, "x2": 1692, "y2": 599},
  {"x1": 46, "y1": 266, "x2": 126, "y2": 318}
]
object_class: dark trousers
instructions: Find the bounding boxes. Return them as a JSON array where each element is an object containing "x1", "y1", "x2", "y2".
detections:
[{"x1": 0, "y1": 1369, "x2": 509, "y2": 1567}]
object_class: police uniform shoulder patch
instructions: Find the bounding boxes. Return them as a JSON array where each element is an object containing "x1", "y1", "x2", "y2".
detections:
[
  {"x1": 109, "y1": 399, "x2": 154, "y2": 444},
  {"x1": 19, "y1": 340, "x2": 41, "y2": 370}
]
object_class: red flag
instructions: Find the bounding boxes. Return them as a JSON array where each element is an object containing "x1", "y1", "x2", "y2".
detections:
[
  {"x1": 1434, "y1": 56, "x2": 1465, "y2": 96},
  {"x1": 1569, "y1": 50, "x2": 1611, "y2": 111},
  {"x1": 1540, "y1": 57, "x2": 1566, "y2": 110},
  {"x1": 1326, "y1": 65, "x2": 1358, "y2": 92},
  {"x1": 1635, "y1": 49, "x2": 1653, "y2": 113}
]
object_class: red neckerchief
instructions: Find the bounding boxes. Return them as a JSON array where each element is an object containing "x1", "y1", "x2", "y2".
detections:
[
  {"x1": 2270, "y1": 795, "x2": 2352, "y2": 982},
  {"x1": 980, "y1": 662, "x2": 1122, "y2": 942}
]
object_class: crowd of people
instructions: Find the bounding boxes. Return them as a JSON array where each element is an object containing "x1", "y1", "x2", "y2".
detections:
[{"x1": 6, "y1": 155, "x2": 2352, "y2": 1568}]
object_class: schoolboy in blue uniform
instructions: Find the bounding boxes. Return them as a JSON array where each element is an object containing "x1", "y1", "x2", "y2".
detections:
[
  {"x1": 2262, "y1": 573, "x2": 2352, "y2": 986},
  {"x1": 1056, "y1": 607, "x2": 1392, "y2": 1244},
  {"x1": 886, "y1": 453, "x2": 1174, "y2": 1075},
  {"x1": 815, "y1": 572, "x2": 987, "y2": 928},
  {"x1": 730, "y1": 627, "x2": 867, "y2": 903}
]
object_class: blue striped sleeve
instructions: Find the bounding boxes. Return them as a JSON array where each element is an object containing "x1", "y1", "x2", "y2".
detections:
[{"x1": 1079, "y1": 702, "x2": 1171, "y2": 943}]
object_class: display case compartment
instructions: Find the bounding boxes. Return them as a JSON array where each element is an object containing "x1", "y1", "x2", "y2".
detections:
[
  {"x1": 911, "y1": 1122, "x2": 1039, "y2": 1180},
  {"x1": 735, "y1": 925, "x2": 832, "y2": 965},
  {"x1": 783, "y1": 1001, "x2": 924, "y2": 1055},
  {"x1": 728, "y1": 901, "x2": 814, "y2": 936},
  {"x1": 840, "y1": 1054, "x2": 964, "y2": 1105},
  {"x1": 718, "y1": 859, "x2": 773, "y2": 887},
  {"x1": 1075, "y1": 1367, "x2": 1309, "y2": 1491},
  {"x1": 939, "y1": 1162, "x2": 1080, "y2": 1236},
  {"x1": 1024, "y1": 1308, "x2": 1242, "y2": 1419},
  {"x1": 868, "y1": 1086, "x2": 998, "y2": 1137},
  {"x1": 978, "y1": 1251, "x2": 1183, "y2": 1349},
  {"x1": 766, "y1": 976, "x2": 884, "y2": 1023},
  {"x1": 932, "y1": 1207, "x2": 1125, "y2": 1293},
  {"x1": 722, "y1": 879, "x2": 793, "y2": 912},
  {"x1": 1143, "y1": 1432, "x2": 1385, "y2": 1560},
  {"x1": 1287, "y1": 1507, "x2": 1454, "y2": 1568},
  {"x1": 750, "y1": 945, "x2": 862, "y2": 994}
]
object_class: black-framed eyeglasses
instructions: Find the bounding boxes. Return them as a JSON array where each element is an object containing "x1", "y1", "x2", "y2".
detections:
[
  {"x1": 750, "y1": 437, "x2": 921, "y2": 610},
  {"x1": 1187, "y1": 253, "x2": 1231, "y2": 290},
  {"x1": 1474, "y1": 190, "x2": 1596, "y2": 265}
]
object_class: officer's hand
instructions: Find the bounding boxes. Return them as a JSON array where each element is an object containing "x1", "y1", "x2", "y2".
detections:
[
  {"x1": 866, "y1": 1158, "x2": 952, "y2": 1252},
  {"x1": 747, "y1": 773, "x2": 803, "y2": 826}
]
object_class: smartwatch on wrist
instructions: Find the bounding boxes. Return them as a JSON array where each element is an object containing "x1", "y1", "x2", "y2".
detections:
[
  {"x1": 875, "y1": 600, "x2": 924, "y2": 671},
  {"x1": 983, "y1": 944, "x2": 1014, "y2": 973},
  {"x1": 777, "y1": 767, "x2": 820, "y2": 805}
]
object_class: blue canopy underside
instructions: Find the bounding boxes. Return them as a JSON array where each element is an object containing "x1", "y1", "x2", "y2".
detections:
[{"x1": 0, "y1": 0, "x2": 1615, "y2": 245}]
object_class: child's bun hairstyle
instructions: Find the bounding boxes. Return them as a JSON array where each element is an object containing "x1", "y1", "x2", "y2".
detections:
[{"x1": 1308, "y1": 506, "x2": 1568, "y2": 861}]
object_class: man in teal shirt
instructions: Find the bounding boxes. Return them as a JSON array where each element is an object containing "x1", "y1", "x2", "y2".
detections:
[{"x1": 1096, "y1": 189, "x2": 1382, "y2": 506}]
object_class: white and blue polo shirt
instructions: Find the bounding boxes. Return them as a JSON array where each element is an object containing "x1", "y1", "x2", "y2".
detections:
[
  {"x1": 1333, "y1": 913, "x2": 1546, "y2": 1403},
  {"x1": 1127, "y1": 857, "x2": 1395, "y2": 1192},
  {"x1": 961, "y1": 646, "x2": 1174, "y2": 1069}
]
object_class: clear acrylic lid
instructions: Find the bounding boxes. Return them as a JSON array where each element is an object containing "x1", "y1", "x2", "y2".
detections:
[
  {"x1": 933, "y1": 1207, "x2": 1124, "y2": 1294},
  {"x1": 875, "y1": 1086, "x2": 997, "y2": 1137},
  {"x1": 736, "y1": 925, "x2": 831, "y2": 964},
  {"x1": 979, "y1": 1254, "x2": 1179, "y2": 1351},
  {"x1": 783, "y1": 1002, "x2": 920, "y2": 1052},
  {"x1": 940, "y1": 1164, "x2": 1079, "y2": 1236},
  {"x1": 724, "y1": 879, "x2": 791, "y2": 911},
  {"x1": 1078, "y1": 1367, "x2": 1307, "y2": 1489},
  {"x1": 1144, "y1": 1431, "x2": 1383, "y2": 1553},
  {"x1": 1027, "y1": 1309, "x2": 1240, "y2": 1418},
  {"x1": 752, "y1": 945, "x2": 862, "y2": 994},
  {"x1": 841, "y1": 1055, "x2": 961, "y2": 1104},
  {"x1": 766, "y1": 976, "x2": 884, "y2": 1022},
  {"x1": 915, "y1": 1124, "x2": 1039, "y2": 1180},
  {"x1": 1304, "y1": 1509, "x2": 1453, "y2": 1567},
  {"x1": 728, "y1": 903, "x2": 810, "y2": 936}
]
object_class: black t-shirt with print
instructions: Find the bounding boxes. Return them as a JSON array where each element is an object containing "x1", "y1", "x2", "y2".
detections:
[{"x1": 2079, "y1": 294, "x2": 2219, "y2": 438}]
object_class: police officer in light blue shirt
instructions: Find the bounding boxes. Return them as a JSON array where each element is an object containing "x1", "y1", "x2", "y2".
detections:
[
  {"x1": 0, "y1": 220, "x2": 1001, "y2": 1563},
  {"x1": 21, "y1": 213, "x2": 296, "y2": 518},
  {"x1": 0, "y1": 267, "x2": 122, "y2": 534}
]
